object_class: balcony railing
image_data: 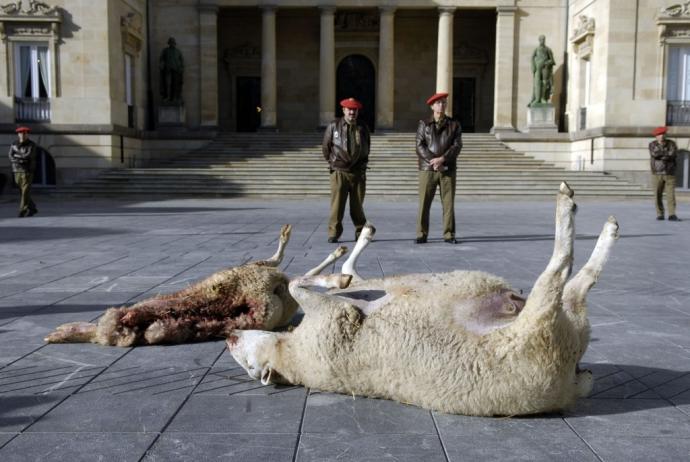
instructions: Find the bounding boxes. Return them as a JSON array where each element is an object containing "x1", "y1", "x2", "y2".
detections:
[
  {"x1": 15, "y1": 97, "x2": 51, "y2": 122},
  {"x1": 666, "y1": 100, "x2": 690, "y2": 126}
]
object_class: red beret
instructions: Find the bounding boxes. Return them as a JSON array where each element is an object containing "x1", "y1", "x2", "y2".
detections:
[
  {"x1": 652, "y1": 126, "x2": 667, "y2": 136},
  {"x1": 340, "y1": 98, "x2": 363, "y2": 110},
  {"x1": 426, "y1": 92, "x2": 449, "y2": 106},
  {"x1": 15, "y1": 126, "x2": 30, "y2": 133}
]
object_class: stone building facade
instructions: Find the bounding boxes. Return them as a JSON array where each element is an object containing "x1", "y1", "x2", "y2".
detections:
[{"x1": 0, "y1": 0, "x2": 689, "y2": 188}]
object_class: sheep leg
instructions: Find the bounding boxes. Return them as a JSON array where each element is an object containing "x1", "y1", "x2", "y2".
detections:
[
  {"x1": 251, "y1": 224, "x2": 292, "y2": 267},
  {"x1": 563, "y1": 216, "x2": 619, "y2": 315},
  {"x1": 44, "y1": 322, "x2": 97, "y2": 343},
  {"x1": 340, "y1": 222, "x2": 376, "y2": 281},
  {"x1": 523, "y1": 182, "x2": 575, "y2": 316},
  {"x1": 289, "y1": 274, "x2": 353, "y2": 314},
  {"x1": 305, "y1": 246, "x2": 348, "y2": 276}
]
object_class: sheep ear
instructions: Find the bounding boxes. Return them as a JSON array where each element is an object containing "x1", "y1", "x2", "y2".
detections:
[{"x1": 261, "y1": 366, "x2": 276, "y2": 385}]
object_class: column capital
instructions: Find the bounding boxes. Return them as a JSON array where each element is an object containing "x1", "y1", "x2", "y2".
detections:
[
  {"x1": 261, "y1": 4, "x2": 277, "y2": 13},
  {"x1": 198, "y1": 4, "x2": 219, "y2": 14},
  {"x1": 319, "y1": 5, "x2": 336, "y2": 14},
  {"x1": 379, "y1": 6, "x2": 397, "y2": 15},
  {"x1": 497, "y1": 6, "x2": 518, "y2": 15},
  {"x1": 438, "y1": 6, "x2": 456, "y2": 15}
]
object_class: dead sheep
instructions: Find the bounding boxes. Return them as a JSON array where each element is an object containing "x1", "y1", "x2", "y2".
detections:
[
  {"x1": 228, "y1": 183, "x2": 619, "y2": 416},
  {"x1": 44, "y1": 225, "x2": 348, "y2": 347}
]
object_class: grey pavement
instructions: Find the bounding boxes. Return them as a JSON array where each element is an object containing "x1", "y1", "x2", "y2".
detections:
[{"x1": 0, "y1": 192, "x2": 689, "y2": 461}]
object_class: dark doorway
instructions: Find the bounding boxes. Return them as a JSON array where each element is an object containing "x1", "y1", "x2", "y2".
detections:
[
  {"x1": 236, "y1": 76, "x2": 261, "y2": 132},
  {"x1": 33, "y1": 148, "x2": 56, "y2": 186},
  {"x1": 453, "y1": 77, "x2": 476, "y2": 133},
  {"x1": 336, "y1": 55, "x2": 375, "y2": 132}
]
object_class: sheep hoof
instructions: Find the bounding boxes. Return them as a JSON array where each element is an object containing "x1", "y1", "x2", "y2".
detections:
[
  {"x1": 559, "y1": 181, "x2": 574, "y2": 197},
  {"x1": 339, "y1": 274, "x2": 353, "y2": 289},
  {"x1": 334, "y1": 246, "x2": 348, "y2": 258}
]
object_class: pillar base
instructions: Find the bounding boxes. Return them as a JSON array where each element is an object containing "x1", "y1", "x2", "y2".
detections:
[
  {"x1": 490, "y1": 125, "x2": 516, "y2": 135},
  {"x1": 259, "y1": 126, "x2": 279, "y2": 132}
]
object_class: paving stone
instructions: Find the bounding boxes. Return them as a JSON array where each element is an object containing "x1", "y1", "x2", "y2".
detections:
[
  {"x1": 166, "y1": 393, "x2": 306, "y2": 434},
  {"x1": 26, "y1": 391, "x2": 188, "y2": 433},
  {"x1": 145, "y1": 433, "x2": 298, "y2": 462},
  {"x1": 584, "y1": 436, "x2": 690, "y2": 462},
  {"x1": 303, "y1": 392, "x2": 436, "y2": 435},
  {"x1": 296, "y1": 433, "x2": 447, "y2": 462},
  {"x1": 0, "y1": 432, "x2": 156, "y2": 462},
  {"x1": 565, "y1": 399, "x2": 690, "y2": 438},
  {"x1": 0, "y1": 394, "x2": 63, "y2": 432},
  {"x1": 435, "y1": 414, "x2": 598, "y2": 461},
  {"x1": 0, "y1": 432, "x2": 16, "y2": 448}
]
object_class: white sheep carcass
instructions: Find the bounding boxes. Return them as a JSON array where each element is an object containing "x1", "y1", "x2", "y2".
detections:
[
  {"x1": 44, "y1": 225, "x2": 349, "y2": 347},
  {"x1": 227, "y1": 183, "x2": 619, "y2": 416}
]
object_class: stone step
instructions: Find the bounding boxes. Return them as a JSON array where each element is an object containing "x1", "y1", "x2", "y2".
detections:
[{"x1": 54, "y1": 133, "x2": 651, "y2": 198}]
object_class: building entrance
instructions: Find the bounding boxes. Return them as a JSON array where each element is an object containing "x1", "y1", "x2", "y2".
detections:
[
  {"x1": 336, "y1": 55, "x2": 375, "y2": 132},
  {"x1": 453, "y1": 77, "x2": 476, "y2": 133},
  {"x1": 236, "y1": 76, "x2": 261, "y2": 132}
]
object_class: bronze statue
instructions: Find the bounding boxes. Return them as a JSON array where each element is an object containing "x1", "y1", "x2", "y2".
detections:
[
  {"x1": 528, "y1": 35, "x2": 555, "y2": 107},
  {"x1": 160, "y1": 37, "x2": 184, "y2": 103}
]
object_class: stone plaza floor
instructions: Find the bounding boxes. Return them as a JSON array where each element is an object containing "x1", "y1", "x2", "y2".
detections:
[{"x1": 0, "y1": 192, "x2": 689, "y2": 461}]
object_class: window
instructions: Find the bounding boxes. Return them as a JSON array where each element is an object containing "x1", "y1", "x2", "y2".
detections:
[
  {"x1": 667, "y1": 46, "x2": 690, "y2": 101},
  {"x1": 125, "y1": 53, "x2": 135, "y2": 127},
  {"x1": 14, "y1": 43, "x2": 51, "y2": 121}
]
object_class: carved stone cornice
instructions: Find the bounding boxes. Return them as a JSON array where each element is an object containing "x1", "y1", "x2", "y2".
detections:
[
  {"x1": 335, "y1": 11, "x2": 379, "y2": 32},
  {"x1": 0, "y1": 1, "x2": 61, "y2": 41},
  {"x1": 121, "y1": 11, "x2": 142, "y2": 55},
  {"x1": 661, "y1": 2, "x2": 690, "y2": 17},
  {"x1": 570, "y1": 15, "x2": 595, "y2": 58},
  {"x1": 658, "y1": 3, "x2": 690, "y2": 43},
  {"x1": 0, "y1": 1, "x2": 59, "y2": 16}
]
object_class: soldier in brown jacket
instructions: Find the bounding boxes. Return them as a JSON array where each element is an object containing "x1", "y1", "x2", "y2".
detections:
[
  {"x1": 649, "y1": 126, "x2": 679, "y2": 221},
  {"x1": 322, "y1": 98, "x2": 371, "y2": 243},
  {"x1": 8, "y1": 126, "x2": 38, "y2": 218},
  {"x1": 415, "y1": 92, "x2": 463, "y2": 244}
]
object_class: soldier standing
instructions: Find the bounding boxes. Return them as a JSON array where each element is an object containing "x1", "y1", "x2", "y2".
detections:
[
  {"x1": 415, "y1": 92, "x2": 462, "y2": 244},
  {"x1": 8, "y1": 126, "x2": 38, "y2": 218},
  {"x1": 322, "y1": 98, "x2": 371, "y2": 243},
  {"x1": 649, "y1": 126, "x2": 680, "y2": 221}
]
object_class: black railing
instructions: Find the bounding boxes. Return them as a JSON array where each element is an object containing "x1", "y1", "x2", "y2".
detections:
[
  {"x1": 15, "y1": 97, "x2": 50, "y2": 122},
  {"x1": 667, "y1": 100, "x2": 690, "y2": 126},
  {"x1": 578, "y1": 107, "x2": 587, "y2": 130}
]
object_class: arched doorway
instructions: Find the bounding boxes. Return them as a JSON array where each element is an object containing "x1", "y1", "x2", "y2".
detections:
[{"x1": 336, "y1": 55, "x2": 375, "y2": 132}]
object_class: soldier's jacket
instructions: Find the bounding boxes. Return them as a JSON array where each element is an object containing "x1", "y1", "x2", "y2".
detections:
[
  {"x1": 649, "y1": 139, "x2": 677, "y2": 175},
  {"x1": 416, "y1": 117, "x2": 463, "y2": 172},
  {"x1": 322, "y1": 118, "x2": 370, "y2": 174},
  {"x1": 8, "y1": 139, "x2": 37, "y2": 174}
]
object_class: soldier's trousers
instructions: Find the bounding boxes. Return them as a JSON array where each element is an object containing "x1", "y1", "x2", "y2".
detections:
[
  {"x1": 417, "y1": 170, "x2": 456, "y2": 240},
  {"x1": 328, "y1": 170, "x2": 367, "y2": 239},
  {"x1": 14, "y1": 172, "x2": 36, "y2": 215},
  {"x1": 652, "y1": 174, "x2": 676, "y2": 217}
]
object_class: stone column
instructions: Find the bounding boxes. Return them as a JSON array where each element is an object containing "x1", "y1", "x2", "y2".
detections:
[
  {"x1": 319, "y1": 6, "x2": 336, "y2": 127},
  {"x1": 199, "y1": 5, "x2": 219, "y2": 128},
  {"x1": 377, "y1": 7, "x2": 396, "y2": 130},
  {"x1": 491, "y1": 5, "x2": 517, "y2": 133},
  {"x1": 261, "y1": 6, "x2": 277, "y2": 129},
  {"x1": 436, "y1": 7, "x2": 455, "y2": 116}
]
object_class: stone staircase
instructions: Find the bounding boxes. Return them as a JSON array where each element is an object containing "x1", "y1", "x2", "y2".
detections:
[{"x1": 54, "y1": 132, "x2": 651, "y2": 198}]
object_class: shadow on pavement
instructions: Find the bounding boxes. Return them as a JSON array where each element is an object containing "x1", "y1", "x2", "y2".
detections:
[{"x1": 0, "y1": 227, "x2": 127, "y2": 243}]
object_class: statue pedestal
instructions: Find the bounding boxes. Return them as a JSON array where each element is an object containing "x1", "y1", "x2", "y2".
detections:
[
  {"x1": 526, "y1": 104, "x2": 557, "y2": 134},
  {"x1": 158, "y1": 103, "x2": 186, "y2": 126}
]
